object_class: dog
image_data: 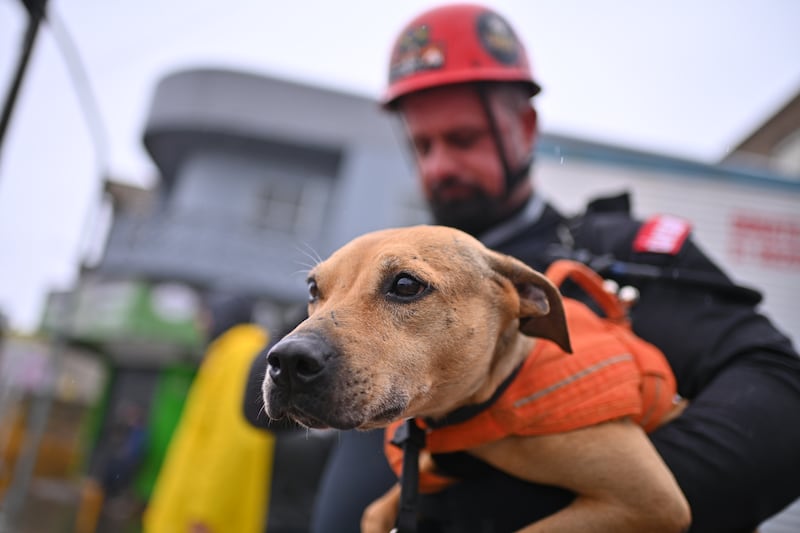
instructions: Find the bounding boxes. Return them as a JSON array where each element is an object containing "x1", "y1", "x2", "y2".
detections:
[{"x1": 262, "y1": 225, "x2": 690, "y2": 532}]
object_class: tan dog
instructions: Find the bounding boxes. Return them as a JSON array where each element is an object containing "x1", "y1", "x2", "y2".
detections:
[{"x1": 262, "y1": 225, "x2": 690, "y2": 533}]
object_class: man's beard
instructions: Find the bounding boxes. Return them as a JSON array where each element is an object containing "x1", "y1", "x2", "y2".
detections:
[{"x1": 427, "y1": 181, "x2": 516, "y2": 237}]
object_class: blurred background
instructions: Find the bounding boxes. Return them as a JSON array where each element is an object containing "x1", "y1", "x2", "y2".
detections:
[{"x1": 0, "y1": 1, "x2": 798, "y2": 532}]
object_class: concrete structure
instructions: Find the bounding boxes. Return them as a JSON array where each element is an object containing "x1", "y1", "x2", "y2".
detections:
[{"x1": 96, "y1": 68, "x2": 423, "y2": 307}]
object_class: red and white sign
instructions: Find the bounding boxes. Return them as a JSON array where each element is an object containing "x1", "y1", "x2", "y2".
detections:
[
  {"x1": 633, "y1": 215, "x2": 692, "y2": 255},
  {"x1": 729, "y1": 212, "x2": 800, "y2": 269}
]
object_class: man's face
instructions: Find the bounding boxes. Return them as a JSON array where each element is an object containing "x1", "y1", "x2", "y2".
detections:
[{"x1": 399, "y1": 84, "x2": 535, "y2": 235}]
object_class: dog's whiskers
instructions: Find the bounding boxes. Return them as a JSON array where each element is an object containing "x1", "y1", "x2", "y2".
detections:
[{"x1": 294, "y1": 242, "x2": 323, "y2": 272}]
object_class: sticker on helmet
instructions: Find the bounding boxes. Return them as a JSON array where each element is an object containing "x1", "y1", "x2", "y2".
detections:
[
  {"x1": 476, "y1": 11, "x2": 520, "y2": 65},
  {"x1": 389, "y1": 25, "x2": 445, "y2": 82}
]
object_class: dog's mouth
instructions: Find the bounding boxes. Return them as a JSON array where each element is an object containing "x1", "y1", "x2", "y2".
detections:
[
  {"x1": 278, "y1": 407, "x2": 342, "y2": 430},
  {"x1": 265, "y1": 387, "x2": 409, "y2": 431},
  {"x1": 355, "y1": 399, "x2": 408, "y2": 430}
]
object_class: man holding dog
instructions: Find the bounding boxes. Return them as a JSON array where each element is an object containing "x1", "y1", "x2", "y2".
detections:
[{"x1": 303, "y1": 4, "x2": 800, "y2": 532}]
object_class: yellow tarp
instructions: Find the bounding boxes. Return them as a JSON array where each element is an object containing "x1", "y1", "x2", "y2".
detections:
[{"x1": 143, "y1": 324, "x2": 274, "y2": 533}]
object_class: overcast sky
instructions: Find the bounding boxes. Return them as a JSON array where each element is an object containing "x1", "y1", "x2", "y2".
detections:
[{"x1": 1, "y1": 0, "x2": 799, "y2": 332}]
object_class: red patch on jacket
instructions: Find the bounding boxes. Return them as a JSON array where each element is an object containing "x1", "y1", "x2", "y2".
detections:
[{"x1": 633, "y1": 215, "x2": 691, "y2": 255}]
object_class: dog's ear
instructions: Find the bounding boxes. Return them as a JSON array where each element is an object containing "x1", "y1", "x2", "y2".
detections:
[{"x1": 486, "y1": 250, "x2": 572, "y2": 353}]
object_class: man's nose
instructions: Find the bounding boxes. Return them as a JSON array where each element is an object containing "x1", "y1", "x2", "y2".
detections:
[{"x1": 419, "y1": 143, "x2": 458, "y2": 186}]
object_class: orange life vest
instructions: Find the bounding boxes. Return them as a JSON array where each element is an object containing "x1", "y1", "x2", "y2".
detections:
[{"x1": 385, "y1": 260, "x2": 678, "y2": 493}]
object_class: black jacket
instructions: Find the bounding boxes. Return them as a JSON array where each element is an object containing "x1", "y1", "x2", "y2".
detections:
[{"x1": 496, "y1": 197, "x2": 798, "y2": 399}]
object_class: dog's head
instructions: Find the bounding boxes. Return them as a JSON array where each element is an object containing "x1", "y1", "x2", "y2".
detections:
[{"x1": 262, "y1": 225, "x2": 570, "y2": 430}]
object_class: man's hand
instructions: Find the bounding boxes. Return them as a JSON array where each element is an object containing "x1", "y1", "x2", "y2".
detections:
[{"x1": 361, "y1": 484, "x2": 401, "y2": 533}]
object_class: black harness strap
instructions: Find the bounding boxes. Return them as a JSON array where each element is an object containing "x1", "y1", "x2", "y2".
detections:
[
  {"x1": 424, "y1": 361, "x2": 524, "y2": 429},
  {"x1": 545, "y1": 243, "x2": 763, "y2": 305},
  {"x1": 389, "y1": 363, "x2": 525, "y2": 532},
  {"x1": 391, "y1": 419, "x2": 426, "y2": 533},
  {"x1": 475, "y1": 83, "x2": 532, "y2": 195}
]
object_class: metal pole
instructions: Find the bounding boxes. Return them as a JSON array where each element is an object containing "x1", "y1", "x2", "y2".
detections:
[{"x1": 0, "y1": 0, "x2": 49, "y2": 168}]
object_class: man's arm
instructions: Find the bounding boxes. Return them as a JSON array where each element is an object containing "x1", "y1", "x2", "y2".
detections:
[{"x1": 470, "y1": 419, "x2": 691, "y2": 533}]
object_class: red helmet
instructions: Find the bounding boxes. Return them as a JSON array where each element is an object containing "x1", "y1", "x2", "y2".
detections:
[{"x1": 382, "y1": 3, "x2": 541, "y2": 108}]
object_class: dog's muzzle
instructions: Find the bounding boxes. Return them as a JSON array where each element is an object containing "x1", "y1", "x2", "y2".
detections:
[
  {"x1": 263, "y1": 331, "x2": 408, "y2": 430},
  {"x1": 263, "y1": 332, "x2": 343, "y2": 428}
]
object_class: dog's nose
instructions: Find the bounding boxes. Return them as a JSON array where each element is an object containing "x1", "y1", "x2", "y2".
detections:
[{"x1": 267, "y1": 334, "x2": 330, "y2": 387}]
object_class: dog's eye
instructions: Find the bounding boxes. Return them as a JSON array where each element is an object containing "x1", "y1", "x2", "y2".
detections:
[
  {"x1": 388, "y1": 274, "x2": 429, "y2": 301},
  {"x1": 307, "y1": 279, "x2": 320, "y2": 303}
]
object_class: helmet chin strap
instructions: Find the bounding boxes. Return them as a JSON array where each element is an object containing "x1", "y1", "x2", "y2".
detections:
[{"x1": 475, "y1": 84, "x2": 533, "y2": 199}]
